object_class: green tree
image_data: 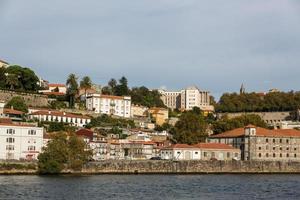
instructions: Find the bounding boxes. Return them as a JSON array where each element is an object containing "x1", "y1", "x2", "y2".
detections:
[
  {"x1": 38, "y1": 132, "x2": 69, "y2": 174},
  {"x1": 5, "y1": 96, "x2": 28, "y2": 113},
  {"x1": 66, "y1": 73, "x2": 78, "y2": 108},
  {"x1": 5, "y1": 74, "x2": 19, "y2": 90},
  {"x1": 173, "y1": 111, "x2": 208, "y2": 144},
  {"x1": 108, "y1": 78, "x2": 117, "y2": 95},
  {"x1": 68, "y1": 133, "x2": 92, "y2": 170},
  {"x1": 80, "y1": 76, "x2": 92, "y2": 107},
  {"x1": 130, "y1": 86, "x2": 165, "y2": 107},
  {"x1": 38, "y1": 132, "x2": 92, "y2": 174},
  {"x1": 212, "y1": 114, "x2": 268, "y2": 134},
  {"x1": 115, "y1": 76, "x2": 129, "y2": 96}
]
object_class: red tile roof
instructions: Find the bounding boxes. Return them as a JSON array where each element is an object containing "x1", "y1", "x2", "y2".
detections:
[
  {"x1": 164, "y1": 144, "x2": 198, "y2": 149},
  {"x1": 48, "y1": 84, "x2": 66, "y2": 87},
  {"x1": 30, "y1": 110, "x2": 91, "y2": 119},
  {"x1": 0, "y1": 118, "x2": 12, "y2": 124},
  {"x1": 193, "y1": 143, "x2": 237, "y2": 150},
  {"x1": 3, "y1": 108, "x2": 24, "y2": 115},
  {"x1": 210, "y1": 126, "x2": 300, "y2": 138},
  {"x1": 76, "y1": 128, "x2": 94, "y2": 140}
]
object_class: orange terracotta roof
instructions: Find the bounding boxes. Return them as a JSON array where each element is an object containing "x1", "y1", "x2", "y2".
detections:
[
  {"x1": 30, "y1": 110, "x2": 91, "y2": 119},
  {"x1": 0, "y1": 123, "x2": 38, "y2": 128},
  {"x1": 76, "y1": 128, "x2": 94, "y2": 140},
  {"x1": 0, "y1": 118, "x2": 12, "y2": 124},
  {"x1": 48, "y1": 84, "x2": 66, "y2": 87},
  {"x1": 193, "y1": 143, "x2": 237, "y2": 150},
  {"x1": 211, "y1": 126, "x2": 300, "y2": 138},
  {"x1": 3, "y1": 108, "x2": 24, "y2": 115}
]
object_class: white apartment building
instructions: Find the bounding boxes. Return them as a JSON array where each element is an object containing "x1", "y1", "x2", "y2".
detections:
[
  {"x1": 86, "y1": 94, "x2": 131, "y2": 118},
  {"x1": 0, "y1": 123, "x2": 44, "y2": 160},
  {"x1": 159, "y1": 86, "x2": 213, "y2": 111}
]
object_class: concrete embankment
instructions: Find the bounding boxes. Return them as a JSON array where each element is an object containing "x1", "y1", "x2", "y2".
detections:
[{"x1": 2, "y1": 160, "x2": 300, "y2": 174}]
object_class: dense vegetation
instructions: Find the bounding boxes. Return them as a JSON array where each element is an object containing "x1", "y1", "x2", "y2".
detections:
[
  {"x1": 38, "y1": 132, "x2": 92, "y2": 174},
  {"x1": 0, "y1": 65, "x2": 39, "y2": 91},
  {"x1": 86, "y1": 114, "x2": 135, "y2": 129},
  {"x1": 172, "y1": 108, "x2": 208, "y2": 144},
  {"x1": 212, "y1": 114, "x2": 268, "y2": 134},
  {"x1": 102, "y1": 77, "x2": 165, "y2": 108},
  {"x1": 5, "y1": 96, "x2": 28, "y2": 113},
  {"x1": 216, "y1": 92, "x2": 300, "y2": 113}
]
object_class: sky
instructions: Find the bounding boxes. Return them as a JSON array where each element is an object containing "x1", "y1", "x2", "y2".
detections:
[{"x1": 0, "y1": 0, "x2": 300, "y2": 99}]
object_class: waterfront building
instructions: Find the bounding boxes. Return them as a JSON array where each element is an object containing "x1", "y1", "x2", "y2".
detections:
[
  {"x1": 0, "y1": 122, "x2": 43, "y2": 160},
  {"x1": 209, "y1": 125, "x2": 300, "y2": 161},
  {"x1": 160, "y1": 143, "x2": 240, "y2": 161},
  {"x1": 86, "y1": 94, "x2": 131, "y2": 118},
  {"x1": 30, "y1": 110, "x2": 91, "y2": 127},
  {"x1": 159, "y1": 86, "x2": 214, "y2": 112}
]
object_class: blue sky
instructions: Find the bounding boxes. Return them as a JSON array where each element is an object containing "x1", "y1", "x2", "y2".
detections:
[{"x1": 0, "y1": 0, "x2": 300, "y2": 98}]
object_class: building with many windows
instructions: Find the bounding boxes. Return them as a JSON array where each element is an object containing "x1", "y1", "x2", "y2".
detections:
[
  {"x1": 86, "y1": 94, "x2": 131, "y2": 118},
  {"x1": 0, "y1": 123, "x2": 43, "y2": 160},
  {"x1": 159, "y1": 86, "x2": 213, "y2": 112},
  {"x1": 209, "y1": 125, "x2": 300, "y2": 161}
]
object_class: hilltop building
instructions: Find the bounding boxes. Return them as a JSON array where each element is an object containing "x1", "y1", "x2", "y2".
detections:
[
  {"x1": 159, "y1": 86, "x2": 213, "y2": 112},
  {"x1": 86, "y1": 94, "x2": 131, "y2": 118},
  {"x1": 0, "y1": 59, "x2": 9, "y2": 68},
  {"x1": 209, "y1": 125, "x2": 300, "y2": 161}
]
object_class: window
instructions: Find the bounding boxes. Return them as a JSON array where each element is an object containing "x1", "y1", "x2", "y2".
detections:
[
  {"x1": 273, "y1": 139, "x2": 276, "y2": 143},
  {"x1": 6, "y1": 129, "x2": 15, "y2": 134},
  {"x1": 204, "y1": 152, "x2": 207, "y2": 157},
  {"x1": 28, "y1": 146, "x2": 36, "y2": 151},
  {"x1": 266, "y1": 138, "x2": 269, "y2": 143},
  {"x1": 287, "y1": 153, "x2": 289, "y2": 157},
  {"x1": 273, "y1": 153, "x2": 276, "y2": 158},
  {"x1": 6, "y1": 145, "x2": 14, "y2": 150},
  {"x1": 280, "y1": 147, "x2": 282, "y2": 151},
  {"x1": 273, "y1": 147, "x2": 276, "y2": 150},
  {"x1": 280, "y1": 139, "x2": 282, "y2": 143},
  {"x1": 266, "y1": 153, "x2": 269, "y2": 157},
  {"x1": 211, "y1": 152, "x2": 215, "y2": 158},
  {"x1": 258, "y1": 153, "x2": 261, "y2": 158},
  {"x1": 295, "y1": 154, "x2": 297, "y2": 158},
  {"x1": 28, "y1": 130, "x2": 36, "y2": 135},
  {"x1": 6, "y1": 138, "x2": 15, "y2": 143},
  {"x1": 227, "y1": 152, "x2": 231, "y2": 158},
  {"x1": 287, "y1": 147, "x2": 289, "y2": 151},
  {"x1": 195, "y1": 152, "x2": 198, "y2": 155},
  {"x1": 294, "y1": 148, "x2": 297, "y2": 151},
  {"x1": 286, "y1": 139, "x2": 289, "y2": 144},
  {"x1": 258, "y1": 147, "x2": 262, "y2": 150},
  {"x1": 280, "y1": 153, "x2": 282, "y2": 158}
]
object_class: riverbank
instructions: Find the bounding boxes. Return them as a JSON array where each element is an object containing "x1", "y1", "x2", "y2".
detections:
[{"x1": 2, "y1": 160, "x2": 300, "y2": 175}]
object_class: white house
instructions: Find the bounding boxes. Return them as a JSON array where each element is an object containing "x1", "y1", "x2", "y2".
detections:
[
  {"x1": 86, "y1": 94, "x2": 131, "y2": 118},
  {"x1": 160, "y1": 143, "x2": 241, "y2": 161},
  {"x1": 0, "y1": 123, "x2": 44, "y2": 160},
  {"x1": 39, "y1": 83, "x2": 67, "y2": 95},
  {"x1": 30, "y1": 110, "x2": 91, "y2": 127},
  {"x1": 160, "y1": 144, "x2": 201, "y2": 160}
]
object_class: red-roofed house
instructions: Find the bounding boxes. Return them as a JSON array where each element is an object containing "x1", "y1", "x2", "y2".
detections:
[
  {"x1": 30, "y1": 110, "x2": 91, "y2": 127},
  {"x1": 209, "y1": 125, "x2": 300, "y2": 161},
  {"x1": 39, "y1": 83, "x2": 67, "y2": 95}
]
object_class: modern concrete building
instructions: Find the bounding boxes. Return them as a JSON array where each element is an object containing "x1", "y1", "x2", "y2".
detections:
[
  {"x1": 209, "y1": 125, "x2": 300, "y2": 161},
  {"x1": 159, "y1": 86, "x2": 213, "y2": 112},
  {"x1": 0, "y1": 123, "x2": 43, "y2": 160},
  {"x1": 86, "y1": 94, "x2": 131, "y2": 118}
]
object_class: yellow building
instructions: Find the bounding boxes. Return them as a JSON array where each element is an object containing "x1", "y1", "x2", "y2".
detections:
[{"x1": 148, "y1": 107, "x2": 169, "y2": 126}]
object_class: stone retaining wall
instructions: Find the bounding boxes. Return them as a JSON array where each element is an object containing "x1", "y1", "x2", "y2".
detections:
[{"x1": 0, "y1": 90, "x2": 48, "y2": 107}]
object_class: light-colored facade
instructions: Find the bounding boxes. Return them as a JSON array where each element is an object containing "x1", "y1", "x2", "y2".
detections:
[
  {"x1": 160, "y1": 143, "x2": 240, "y2": 161},
  {"x1": 159, "y1": 86, "x2": 213, "y2": 112},
  {"x1": 131, "y1": 104, "x2": 148, "y2": 117},
  {"x1": 86, "y1": 94, "x2": 131, "y2": 118},
  {"x1": 0, "y1": 123, "x2": 43, "y2": 160},
  {"x1": 148, "y1": 107, "x2": 169, "y2": 126},
  {"x1": 209, "y1": 125, "x2": 300, "y2": 161},
  {"x1": 39, "y1": 83, "x2": 67, "y2": 95},
  {"x1": 30, "y1": 110, "x2": 91, "y2": 127},
  {"x1": 0, "y1": 59, "x2": 9, "y2": 68}
]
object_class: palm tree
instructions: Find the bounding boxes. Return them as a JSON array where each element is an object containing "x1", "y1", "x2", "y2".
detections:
[
  {"x1": 5, "y1": 73, "x2": 19, "y2": 90},
  {"x1": 66, "y1": 74, "x2": 78, "y2": 108},
  {"x1": 80, "y1": 76, "x2": 92, "y2": 108}
]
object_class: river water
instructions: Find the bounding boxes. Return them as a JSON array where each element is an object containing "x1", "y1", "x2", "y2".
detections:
[{"x1": 0, "y1": 174, "x2": 299, "y2": 200}]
